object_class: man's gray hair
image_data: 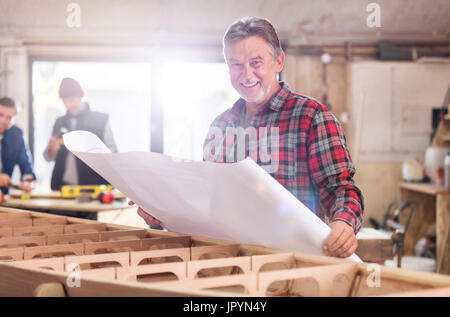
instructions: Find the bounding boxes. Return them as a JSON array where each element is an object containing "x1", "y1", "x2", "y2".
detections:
[{"x1": 223, "y1": 17, "x2": 283, "y2": 59}]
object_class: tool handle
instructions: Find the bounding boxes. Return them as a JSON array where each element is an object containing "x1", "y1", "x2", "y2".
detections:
[
  {"x1": 98, "y1": 192, "x2": 115, "y2": 204},
  {"x1": 8, "y1": 183, "x2": 22, "y2": 190}
]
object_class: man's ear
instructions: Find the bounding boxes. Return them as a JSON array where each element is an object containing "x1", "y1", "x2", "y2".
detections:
[{"x1": 275, "y1": 51, "x2": 285, "y2": 73}]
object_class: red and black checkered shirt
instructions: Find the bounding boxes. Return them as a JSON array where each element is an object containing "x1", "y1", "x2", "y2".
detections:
[{"x1": 203, "y1": 82, "x2": 364, "y2": 233}]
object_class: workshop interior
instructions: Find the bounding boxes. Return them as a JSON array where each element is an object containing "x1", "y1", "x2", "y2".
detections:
[{"x1": 0, "y1": 0, "x2": 449, "y2": 299}]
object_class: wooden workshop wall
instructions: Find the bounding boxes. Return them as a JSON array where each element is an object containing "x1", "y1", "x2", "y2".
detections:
[
  {"x1": 0, "y1": 46, "x2": 29, "y2": 141},
  {"x1": 284, "y1": 55, "x2": 348, "y2": 128},
  {"x1": 1, "y1": 1, "x2": 448, "y2": 230},
  {"x1": 283, "y1": 55, "x2": 402, "y2": 227},
  {"x1": 1, "y1": 0, "x2": 445, "y2": 228},
  {"x1": 0, "y1": 43, "x2": 405, "y2": 227}
]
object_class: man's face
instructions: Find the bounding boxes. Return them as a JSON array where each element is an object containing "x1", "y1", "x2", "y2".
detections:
[
  {"x1": 0, "y1": 105, "x2": 17, "y2": 135},
  {"x1": 224, "y1": 36, "x2": 284, "y2": 106},
  {"x1": 63, "y1": 97, "x2": 84, "y2": 117}
]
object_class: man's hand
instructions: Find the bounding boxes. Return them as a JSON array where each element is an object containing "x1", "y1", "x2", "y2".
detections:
[
  {"x1": 0, "y1": 173, "x2": 11, "y2": 187},
  {"x1": 18, "y1": 175, "x2": 35, "y2": 193},
  {"x1": 322, "y1": 220, "x2": 358, "y2": 258},
  {"x1": 18, "y1": 181, "x2": 33, "y2": 193},
  {"x1": 129, "y1": 200, "x2": 162, "y2": 227},
  {"x1": 46, "y1": 136, "x2": 61, "y2": 160}
]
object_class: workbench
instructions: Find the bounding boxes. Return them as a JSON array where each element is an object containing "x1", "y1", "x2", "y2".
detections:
[
  {"x1": 355, "y1": 228, "x2": 393, "y2": 263},
  {"x1": 1, "y1": 207, "x2": 450, "y2": 296},
  {"x1": 399, "y1": 182, "x2": 449, "y2": 274},
  {"x1": 0, "y1": 191, "x2": 132, "y2": 224}
]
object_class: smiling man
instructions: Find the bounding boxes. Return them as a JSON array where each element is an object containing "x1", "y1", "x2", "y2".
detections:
[
  {"x1": 138, "y1": 17, "x2": 364, "y2": 259},
  {"x1": 225, "y1": 34, "x2": 283, "y2": 118},
  {"x1": 0, "y1": 97, "x2": 35, "y2": 194}
]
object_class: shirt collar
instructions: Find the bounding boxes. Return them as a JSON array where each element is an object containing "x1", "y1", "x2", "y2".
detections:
[{"x1": 227, "y1": 81, "x2": 291, "y2": 123}]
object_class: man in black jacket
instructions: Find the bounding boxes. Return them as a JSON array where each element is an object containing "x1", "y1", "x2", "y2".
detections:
[{"x1": 44, "y1": 78, "x2": 117, "y2": 218}]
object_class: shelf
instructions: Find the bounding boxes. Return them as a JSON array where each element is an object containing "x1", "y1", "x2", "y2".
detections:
[{"x1": 399, "y1": 182, "x2": 449, "y2": 195}]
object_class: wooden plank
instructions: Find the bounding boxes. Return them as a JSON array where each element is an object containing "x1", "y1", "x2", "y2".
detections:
[
  {"x1": 116, "y1": 262, "x2": 186, "y2": 282},
  {"x1": 65, "y1": 252, "x2": 130, "y2": 270},
  {"x1": 251, "y1": 253, "x2": 295, "y2": 273},
  {"x1": 187, "y1": 256, "x2": 251, "y2": 279},
  {"x1": 24, "y1": 243, "x2": 84, "y2": 260},
  {"x1": 84, "y1": 239, "x2": 142, "y2": 255},
  {"x1": 0, "y1": 212, "x2": 32, "y2": 220},
  {"x1": 383, "y1": 286, "x2": 450, "y2": 297},
  {"x1": 100, "y1": 229, "x2": 147, "y2": 241},
  {"x1": 0, "y1": 263, "x2": 215, "y2": 297},
  {"x1": 1, "y1": 208, "x2": 450, "y2": 297},
  {"x1": 257, "y1": 263, "x2": 359, "y2": 297},
  {"x1": 191, "y1": 244, "x2": 240, "y2": 261},
  {"x1": 355, "y1": 272, "x2": 431, "y2": 296},
  {"x1": 0, "y1": 247, "x2": 24, "y2": 261},
  {"x1": 0, "y1": 236, "x2": 47, "y2": 248},
  {"x1": 63, "y1": 223, "x2": 108, "y2": 234},
  {"x1": 154, "y1": 273, "x2": 257, "y2": 294},
  {"x1": 190, "y1": 244, "x2": 241, "y2": 277},
  {"x1": 47, "y1": 232, "x2": 100, "y2": 245},
  {"x1": 399, "y1": 182, "x2": 448, "y2": 195},
  {"x1": 0, "y1": 228, "x2": 13, "y2": 238},
  {"x1": 81, "y1": 268, "x2": 117, "y2": 280},
  {"x1": 0, "y1": 218, "x2": 33, "y2": 228},
  {"x1": 141, "y1": 236, "x2": 192, "y2": 250},
  {"x1": 12, "y1": 257, "x2": 65, "y2": 272},
  {"x1": 130, "y1": 248, "x2": 190, "y2": 267},
  {"x1": 189, "y1": 273, "x2": 256, "y2": 294},
  {"x1": 13, "y1": 225, "x2": 64, "y2": 237},
  {"x1": 32, "y1": 217, "x2": 68, "y2": 227},
  {"x1": 251, "y1": 253, "x2": 297, "y2": 296}
]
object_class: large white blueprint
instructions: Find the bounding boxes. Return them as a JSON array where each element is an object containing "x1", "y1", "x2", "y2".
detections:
[{"x1": 63, "y1": 130, "x2": 362, "y2": 262}]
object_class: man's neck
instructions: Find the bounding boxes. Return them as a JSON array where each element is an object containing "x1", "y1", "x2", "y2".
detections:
[
  {"x1": 68, "y1": 102, "x2": 87, "y2": 118},
  {"x1": 245, "y1": 82, "x2": 281, "y2": 117}
]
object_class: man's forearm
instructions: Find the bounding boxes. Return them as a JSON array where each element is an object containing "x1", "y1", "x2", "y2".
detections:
[
  {"x1": 103, "y1": 121, "x2": 117, "y2": 153},
  {"x1": 43, "y1": 146, "x2": 54, "y2": 162},
  {"x1": 22, "y1": 174, "x2": 35, "y2": 181},
  {"x1": 326, "y1": 183, "x2": 364, "y2": 234}
]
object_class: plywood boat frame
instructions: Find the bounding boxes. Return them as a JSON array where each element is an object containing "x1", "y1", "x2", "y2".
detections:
[{"x1": 0, "y1": 206, "x2": 449, "y2": 297}]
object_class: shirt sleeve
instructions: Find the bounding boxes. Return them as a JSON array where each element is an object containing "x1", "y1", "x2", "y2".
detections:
[
  {"x1": 17, "y1": 131, "x2": 36, "y2": 181},
  {"x1": 307, "y1": 107, "x2": 364, "y2": 233},
  {"x1": 103, "y1": 120, "x2": 118, "y2": 153},
  {"x1": 43, "y1": 148, "x2": 53, "y2": 162},
  {"x1": 43, "y1": 121, "x2": 60, "y2": 162}
]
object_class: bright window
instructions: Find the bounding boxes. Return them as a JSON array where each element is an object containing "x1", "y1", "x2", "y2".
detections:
[
  {"x1": 32, "y1": 61, "x2": 151, "y2": 190},
  {"x1": 162, "y1": 62, "x2": 239, "y2": 161}
]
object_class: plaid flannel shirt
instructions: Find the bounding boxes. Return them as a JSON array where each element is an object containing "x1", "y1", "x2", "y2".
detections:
[{"x1": 203, "y1": 82, "x2": 364, "y2": 233}]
